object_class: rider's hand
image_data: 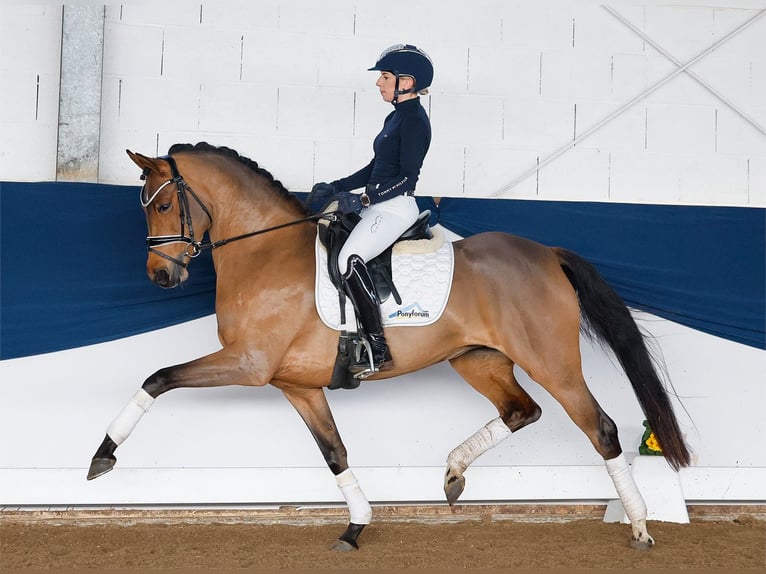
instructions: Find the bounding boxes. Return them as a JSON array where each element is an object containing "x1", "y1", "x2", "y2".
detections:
[
  {"x1": 308, "y1": 182, "x2": 337, "y2": 204},
  {"x1": 335, "y1": 191, "x2": 362, "y2": 214}
]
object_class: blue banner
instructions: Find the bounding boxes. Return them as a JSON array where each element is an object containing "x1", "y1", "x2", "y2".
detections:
[
  {"x1": 1, "y1": 182, "x2": 216, "y2": 359},
  {"x1": 1, "y1": 182, "x2": 763, "y2": 359},
  {"x1": 434, "y1": 197, "x2": 765, "y2": 350}
]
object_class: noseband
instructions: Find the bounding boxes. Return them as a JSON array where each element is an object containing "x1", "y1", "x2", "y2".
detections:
[{"x1": 141, "y1": 154, "x2": 332, "y2": 270}]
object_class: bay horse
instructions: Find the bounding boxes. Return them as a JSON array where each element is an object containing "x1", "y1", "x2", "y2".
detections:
[{"x1": 88, "y1": 142, "x2": 691, "y2": 551}]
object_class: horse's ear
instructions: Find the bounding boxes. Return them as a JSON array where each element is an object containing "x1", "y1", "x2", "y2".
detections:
[{"x1": 126, "y1": 149, "x2": 170, "y2": 177}]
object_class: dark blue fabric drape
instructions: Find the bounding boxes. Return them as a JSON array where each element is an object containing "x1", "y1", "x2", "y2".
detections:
[
  {"x1": 432, "y1": 197, "x2": 764, "y2": 350},
  {"x1": 1, "y1": 182, "x2": 763, "y2": 359},
  {"x1": 1, "y1": 182, "x2": 216, "y2": 359}
]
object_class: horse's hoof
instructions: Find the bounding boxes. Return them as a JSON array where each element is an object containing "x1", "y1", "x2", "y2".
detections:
[
  {"x1": 444, "y1": 470, "x2": 466, "y2": 506},
  {"x1": 87, "y1": 457, "x2": 116, "y2": 480},
  {"x1": 330, "y1": 539, "x2": 358, "y2": 552},
  {"x1": 629, "y1": 536, "x2": 654, "y2": 551}
]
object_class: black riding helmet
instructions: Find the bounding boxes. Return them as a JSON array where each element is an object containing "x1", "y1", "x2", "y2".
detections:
[{"x1": 368, "y1": 44, "x2": 433, "y2": 103}]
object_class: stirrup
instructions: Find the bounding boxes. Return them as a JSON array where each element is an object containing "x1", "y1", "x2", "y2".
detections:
[
  {"x1": 350, "y1": 338, "x2": 393, "y2": 379},
  {"x1": 353, "y1": 339, "x2": 377, "y2": 379}
]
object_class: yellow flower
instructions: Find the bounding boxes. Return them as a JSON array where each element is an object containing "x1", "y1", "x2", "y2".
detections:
[{"x1": 645, "y1": 433, "x2": 663, "y2": 453}]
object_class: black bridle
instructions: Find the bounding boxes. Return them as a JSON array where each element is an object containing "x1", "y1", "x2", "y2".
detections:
[{"x1": 141, "y1": 155, "x2": 331, "y2": 268}]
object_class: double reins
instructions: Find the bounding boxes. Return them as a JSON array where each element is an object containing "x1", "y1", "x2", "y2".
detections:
[{"x1": 141, "y1": 155, "x2": 332, "y2": 268}]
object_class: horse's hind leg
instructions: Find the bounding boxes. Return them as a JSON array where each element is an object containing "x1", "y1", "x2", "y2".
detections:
[
  {"x1": 539, "y1": 365, "x2": 653, "y2": 549},
  {"x1": 281, "y1": 385, "x2": 371, "y2": 552},
  {"x1": 445, "y1": 348, "x2": 542, "y2": 505}
]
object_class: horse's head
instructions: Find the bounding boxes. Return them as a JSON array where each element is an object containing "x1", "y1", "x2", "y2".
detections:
[{"x1": 127, "y1": 149, "x2": 212, "y2": 288}]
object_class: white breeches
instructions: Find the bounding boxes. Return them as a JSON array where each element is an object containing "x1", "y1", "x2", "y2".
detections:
[{"x1": 337, "y1": 194, "x2": 419, "y2": 275}]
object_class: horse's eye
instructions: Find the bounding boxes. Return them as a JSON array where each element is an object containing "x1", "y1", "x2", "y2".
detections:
[{"x1": 157, "y1": 202, "x2": 172, "y2": 214}]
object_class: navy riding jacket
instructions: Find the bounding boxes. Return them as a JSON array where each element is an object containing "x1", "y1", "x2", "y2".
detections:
[{"x1": 333, "y1": 97, "x2": 431, "y2": 204}]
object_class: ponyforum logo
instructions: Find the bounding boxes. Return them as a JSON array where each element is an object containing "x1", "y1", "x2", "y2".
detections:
[{"x1": 389, "y1": 302, "x2": 430, "y2": 320}]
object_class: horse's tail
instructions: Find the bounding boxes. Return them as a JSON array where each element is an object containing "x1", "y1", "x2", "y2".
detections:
[{"x1": 555, "y1": 247, "x2": 691, "y2": 471}]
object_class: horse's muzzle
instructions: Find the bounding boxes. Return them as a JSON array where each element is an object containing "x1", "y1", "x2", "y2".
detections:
[{"x1": 151, "y1": 267, "x2": 185, "y2": 288}]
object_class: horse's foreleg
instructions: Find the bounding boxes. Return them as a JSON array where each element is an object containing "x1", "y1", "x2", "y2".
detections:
[
  {"x1": 87, "y1": 348, "x2": 268, "y2": 480},
  {"x1": 87, "y1": 388, "x2": 155, "y2": 479},
  {"x1": 446, "y1": 349, "x2": 542, "y2": 505},
  {"x1": 281, "y1": 386, "x2": 371, "y2": 551}
]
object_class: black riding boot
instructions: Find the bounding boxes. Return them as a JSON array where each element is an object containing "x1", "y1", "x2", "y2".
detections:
[{"x1": 343, "y1": 255, "x2": 393, "y2": 375}]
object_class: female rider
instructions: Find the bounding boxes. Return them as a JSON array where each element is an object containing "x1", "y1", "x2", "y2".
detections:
[{"x1": 311, "y1": 44, "x2": 433, "y2": 376}]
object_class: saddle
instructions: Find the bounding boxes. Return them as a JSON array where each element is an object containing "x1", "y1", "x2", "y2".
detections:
[
  {"x1": 317, "y1": 209, "x2": 433, "y2": 304},
  {"x1": 317, "y1": 205, "x2": 432, "y2": 390}
]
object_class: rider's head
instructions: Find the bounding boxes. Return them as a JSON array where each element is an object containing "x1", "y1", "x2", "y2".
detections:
[{"x1": 369, "y1": 44, "x2": 433, "y2": 104}]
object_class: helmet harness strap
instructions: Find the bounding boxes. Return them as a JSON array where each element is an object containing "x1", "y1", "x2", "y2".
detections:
[{"x1": 392, "y1": 72, "x2": 414, "y2": 105}]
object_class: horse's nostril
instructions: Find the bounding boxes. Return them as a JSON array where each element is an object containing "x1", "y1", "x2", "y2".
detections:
[{"x1": 153, "y1": 269, "x2": 171, "y2": 287}]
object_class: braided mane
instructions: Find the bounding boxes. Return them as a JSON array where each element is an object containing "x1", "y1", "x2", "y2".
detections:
[{"x1": 167, "y1": 142, "x2": 310, "y2": 216}]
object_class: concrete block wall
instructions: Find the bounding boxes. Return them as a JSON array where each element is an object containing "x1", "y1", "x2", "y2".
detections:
[
  {"x1": 1, "y1": 1, "x2": 765, "y2": 206},
  {"x1": 0, "y1": 5, "x2": 62, "y2": 181}
]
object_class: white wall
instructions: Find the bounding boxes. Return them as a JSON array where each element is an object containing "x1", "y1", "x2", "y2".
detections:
[
  {"x1": 1, "y1": 1, "x2": 764, "y2": 506},
  {"x1": 0, "y1": 5, "x2": 61, "y2": 181},
  {"x1": 1, "y1": 1, "x2": 764, "y2": 205}
]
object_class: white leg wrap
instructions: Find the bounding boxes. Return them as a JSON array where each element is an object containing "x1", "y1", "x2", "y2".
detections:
[
  {"x1": 605, "y1": 453, "x2": 647, "y2": 524},
  {"x1": 106, "y1": 389, "x2": 155, "y2": 446},
  {"x1": 447, "y1": 417, "x2": 512, "y2": 472},
  {"x1": 336, "y1": 469, "x2": 372, "y2": 525}
]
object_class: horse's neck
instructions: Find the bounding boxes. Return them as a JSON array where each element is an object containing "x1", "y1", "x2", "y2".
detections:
[
  {"x1": 183, "y1": 160, "x2": 314, "y2": 274},
  {"x1": 206, "y1": 182, "x2": 301, "y2": 246},
  {"x1": 211, "y1": 219, "x2": 316, "y2": 311},
  {"x1": 207, "y1": 188, "x2": 315, "y2": 274}
]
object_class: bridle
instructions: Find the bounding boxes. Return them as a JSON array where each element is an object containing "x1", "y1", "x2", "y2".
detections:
[
  {"x1": 141, "y1": 155, "x2": 211, "y2": 268},
  {"x1": 140, "y1": 155, "x2": 332, "y2": 269}
]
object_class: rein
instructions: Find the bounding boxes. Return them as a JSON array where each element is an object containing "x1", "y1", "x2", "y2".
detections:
[
  {"x1": 199, "y1": 213, "x2": 330, "y2": 252},
  {"x1": 142, "y1": 155, "x2": 333, "y2": 268}
]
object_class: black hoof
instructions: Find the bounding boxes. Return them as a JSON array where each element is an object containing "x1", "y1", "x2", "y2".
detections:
[
  {"x1": 87, "y1": 434, "x2": 118, "y2": 480},
  {"x1": 87, "y1": 457, "x2": 116, "y2": 480},
  {"x1": 332, "y1": 523, "x2": 364, "y2": 551}
]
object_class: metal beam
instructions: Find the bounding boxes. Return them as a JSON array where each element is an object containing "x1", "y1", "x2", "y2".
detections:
[{"x1": 604, "y1": 5, "x2": 766, "y2": 137}]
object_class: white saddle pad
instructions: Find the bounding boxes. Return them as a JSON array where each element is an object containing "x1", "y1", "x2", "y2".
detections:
[{"x1": 315, "y1": 228, "x2": 454, "y2": 330}]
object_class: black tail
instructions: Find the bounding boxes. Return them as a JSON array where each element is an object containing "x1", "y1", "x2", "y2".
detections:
[{"x1": 556, "y1": 248, "x2": 691, "y2": 470}]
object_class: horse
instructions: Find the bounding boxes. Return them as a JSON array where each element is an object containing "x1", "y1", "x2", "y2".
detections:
[{"x1": 87, "y1": 142, "x2": 691, "y2": 551}]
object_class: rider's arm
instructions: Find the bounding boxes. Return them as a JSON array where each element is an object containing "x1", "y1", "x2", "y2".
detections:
[{"x1": 332, "y1": 160, "x2": 374, "y2": 193}]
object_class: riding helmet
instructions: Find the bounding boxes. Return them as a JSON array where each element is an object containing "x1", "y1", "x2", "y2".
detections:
[{"x1": 368, "y1": 44, "x2": 434, "y2": 92}]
